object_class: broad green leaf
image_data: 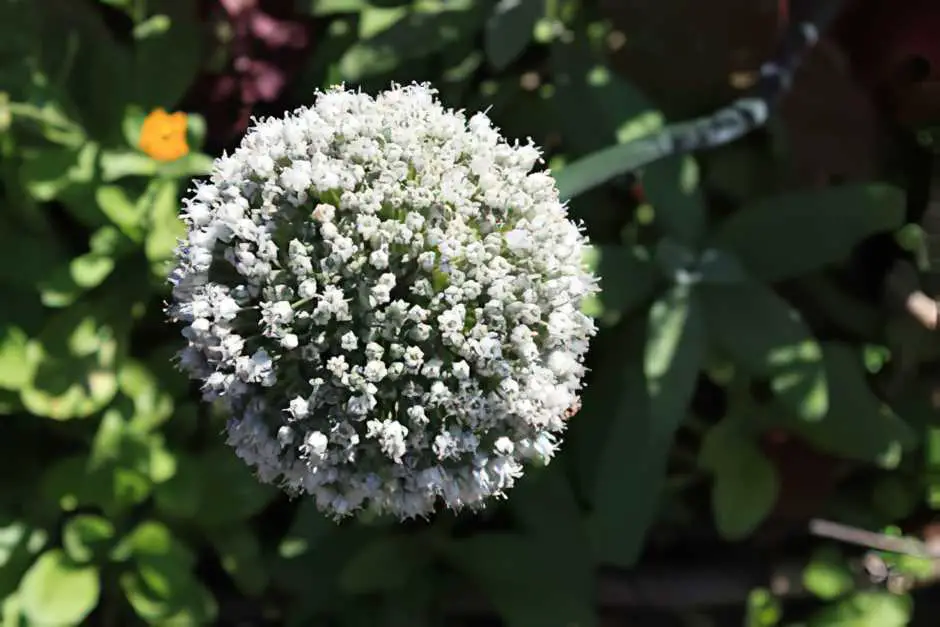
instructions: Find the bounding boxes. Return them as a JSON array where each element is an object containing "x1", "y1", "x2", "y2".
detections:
[
  {"x1": 808, "y1": 591, "x2": 911, "y2": 627},
  {"x1": 153, "y1": 454, "x2": 201, "y2": 520},
  {"x1": 555, "y1": 137, "x2": 670, "y2": 202},
  {"x1": 338, "y1": 1, "x2": 485, "y2": 81},
  {"x1": 20, "y1": 304, "x2": 122, "y2": 420},
  {"x1": 155, "y1": 449, "x2": 277, "y2": 527},
  {"x1": 275, "y1": 517, "x2": 372, "y2": 622},
  {"x1": 446, "y1": 533, "x2": 596, "y2": 627},
  {"x1": 581, "y1": 245, "x2": 657, "y2": 323},
  {"x1": 39, "y1": 226, "x2": 131, "y2": 308},
  {"x1": 0, "y1": 520, "x2": 47, "y2": 600},
  {"x1": 509, "y1": 464, "x2": 584, "y2": 541},
  {"x1": 698, "y1": 248, "x2": 749, "y2": 284},
  {"x1": 111, "y1": 520, "x2": 194, "y2": 567},
  {"x1": 143, "y1": 177, "x2": 183, "y2": 275},
  {"x1": 339, "y1": 534, "x2": 430, "y2": 595},
  {"x1": 62, "y1": 515, "x2": 115, "y2": 564},
  {"x1": 508, "y1": 465, "x2": 591, "y2": 582},
  {"x1": 40, "y1": 456, "x2": 112, "y2": 514},
  {"x1": 585, "y1": 326, "x2": 673, "y2": 567},
  {"x1": 551, "y1": 36, "x2": 660, "y2": 155},
  {"x1": 788, "y1": 343, "x2": 915, "y2": 466},
  {"x1": 19, "y1": 549, "x2": 100, "y2": 626},
  {"x1": 133, "y1": 0, "x2": 201, "y2": 108},
  {"x1": 19, "y1": 143, "x2": 98, "y2": 203},
  {"x1": 645, "y1": 283, "x2": 706, "y2": 428},
  {"x1": 0, "y1": 327, "x2": 29, "y2": 391},
  {"x1": 39, "y1": 0, "x2": 132, "y2": 142},
  {"x1": 119, "y1": 360, "x2": 175, "y2": 433},
  {"x1": 803, "y1": 546, "x2": 855, "y2": 600},
  {"x1": 484, "y1": 0, "x2": 542, "y2": 71},
  {"x1": 118, "y1": 523, "x2": 216, "y2": 625},
  {"x1": 156, "y1": 152, "x2": 214, "y2": 179},
  {"x1": 100, "y1": 150, "x2": 158, "y2": 182},
  {"x1": 641, "y1": 155, "x2": 707, "y2": 246},
  {"x1": 712, "y1": 184, "x2": 906, "y2": 282},
  {"x1": 701, "y1": 282, "x2": 827, "y2": 421},
  {"x1": 703, "y1": 428, "x2": 779, "y2": 540},
  {"x1": 96, "y1": 185, "x2": 145, "y2": 240}
]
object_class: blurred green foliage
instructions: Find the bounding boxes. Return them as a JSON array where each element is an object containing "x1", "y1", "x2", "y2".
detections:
[{"x1": 1, "y1": 0, "x2": 939, "y2": 625}]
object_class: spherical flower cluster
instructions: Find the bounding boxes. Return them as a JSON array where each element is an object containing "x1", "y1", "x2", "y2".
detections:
[{"x1": 167, "y1": 83, "x2": 598, "y2": 520}]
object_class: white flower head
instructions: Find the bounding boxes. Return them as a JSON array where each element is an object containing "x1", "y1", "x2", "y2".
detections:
[{"x1": 167, "y1": 82, "x2": 598, "y2": 521}]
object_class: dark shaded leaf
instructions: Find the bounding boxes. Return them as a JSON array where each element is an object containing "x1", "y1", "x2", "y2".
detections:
[
  {"x1": 712, "y1": 184, "x2": 906, "y2": 282},
  {"x1": 484, "y1": 0, "x2": 542, "y2": 71},
  {"x1": 582, "y1": 244, "x2": 657, "y2": 323},
  {"x1": 701, "y1": 281, "x2": 828, "y2": 421},
  {"x1": 700, "y1": 420, "x2": 778, "y2": 540},
  {"x1": 446, "y1": 532, "x2": 596, "y2": 627},
  {"x1": 786, "y1": 343, "x2": 916, "y2": 466}
]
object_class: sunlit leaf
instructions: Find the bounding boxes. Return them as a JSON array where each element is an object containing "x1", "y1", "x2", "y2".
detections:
[{"x1": 19, "y1": 550, "x2": 100, "y2": 626}]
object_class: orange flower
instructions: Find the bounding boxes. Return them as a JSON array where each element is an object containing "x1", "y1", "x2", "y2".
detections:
[{"x1": 138, "y1": 108, "x2": 189, "y2": 162}]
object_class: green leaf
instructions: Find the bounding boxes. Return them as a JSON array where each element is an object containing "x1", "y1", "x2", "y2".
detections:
[
  {"x1": 155, "y1": 449, "x2": 277, "y2": 527},
  {"x1": 118, "y1": 360, "x2": 175, "y2": 433},
  {"x1": 19, "y1": 549, "x2": 100, "y2": 626},
  {"x1": 447, "y1": 533, "x2": 596, "y2": 627},
  {"x1": 700, "y1": 421, "x2": 779, "y2": 540},
  {"x1": 581, "y1": 245, "x2": 657, "y2": 323},
  {"x1": 0, "y1": 519, "x2": 48, "y2": 601},
  {"x1": 698, "y1": 248, "x2": 749, "y2": 284},
  {"x1": 19, "y1": 143, "x2": 98, "y2": 203},
  {"x1": 62, "y1": 515, "x2": 115, "y2": 565},
  {"x1": 39, "y1": 0, "x2": 132, "y2": 142},
  {"x1": 142, "y1": 177, "x2": 183, "y2": 275},
  {"x1": 508, "y1": 465, "x2": 591, "y2": 583},
  {"x1": 39, "y1": 226, "x2": 132, "y2": 308},
  {"x1": 40, "y1": 456, "x2": 111, "y2": 514},
  {"x1": 712, "y1": 184, "x2": 906, "y2": 282},
  {"x1": 0, "y1": 327, "x2": 30, "y2": 391},
  {"x1": 100, "y1": 150, "x2": 159, "y2": 182},
  {"x1": 807, "y1": 591, "x2": 911, "y2": 627},
  {"x1": 555, "y1": 137, "x2": 669, "y2": 201},
  {"x1": 118, "y1": 522, "x2": 215, "y2": 625},
  {"x1": 701, "y1": 282, "x2": 828, "y2": 421},
  {"x1": 112, "y1": 520, "x2": 194, "y2": 567},
  {"x1": 788, "y1": 343, "x2": 916, "y2": 466},
  {"x1": 20, "y1": 304, "x2": 123, "y2": 420},
  {"x1": 803, "y1": 546, "x2": 855, "y2": 600},
  {"x1": 337, "y1": 1, "x2": 486, "y2": 81},
  {"x1": 132, "y1": 0, "x2": 201, "y2": 108},
  {"x1": 585, "y1": 325, "x2": 679, "y2": 567},
  {"x1": 549, "y1": 32, "x2": 674, "y2": 202},
  {"x1": 645, "y1": 282, "x2": 706, "y2": 428},
  {"x1": 155, "y1": 152, "x2": 214, "y2": 179},
  {"x1": 641, "y1": 155, "x2": 707, "y2": 246},
  {"x1": 95, "y1": 185, "x2": 145, "y2": 241},
  {"x1": 339, "y1": 534, "x2": 430, "y2": 596},
  {"x1": 484, "y1": 0, "x2": 542, "y2": 71}
]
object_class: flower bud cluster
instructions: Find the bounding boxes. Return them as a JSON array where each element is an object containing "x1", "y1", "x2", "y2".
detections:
[{"x1": 168, "y1": 83, "x2": 598, "y2": 519}]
